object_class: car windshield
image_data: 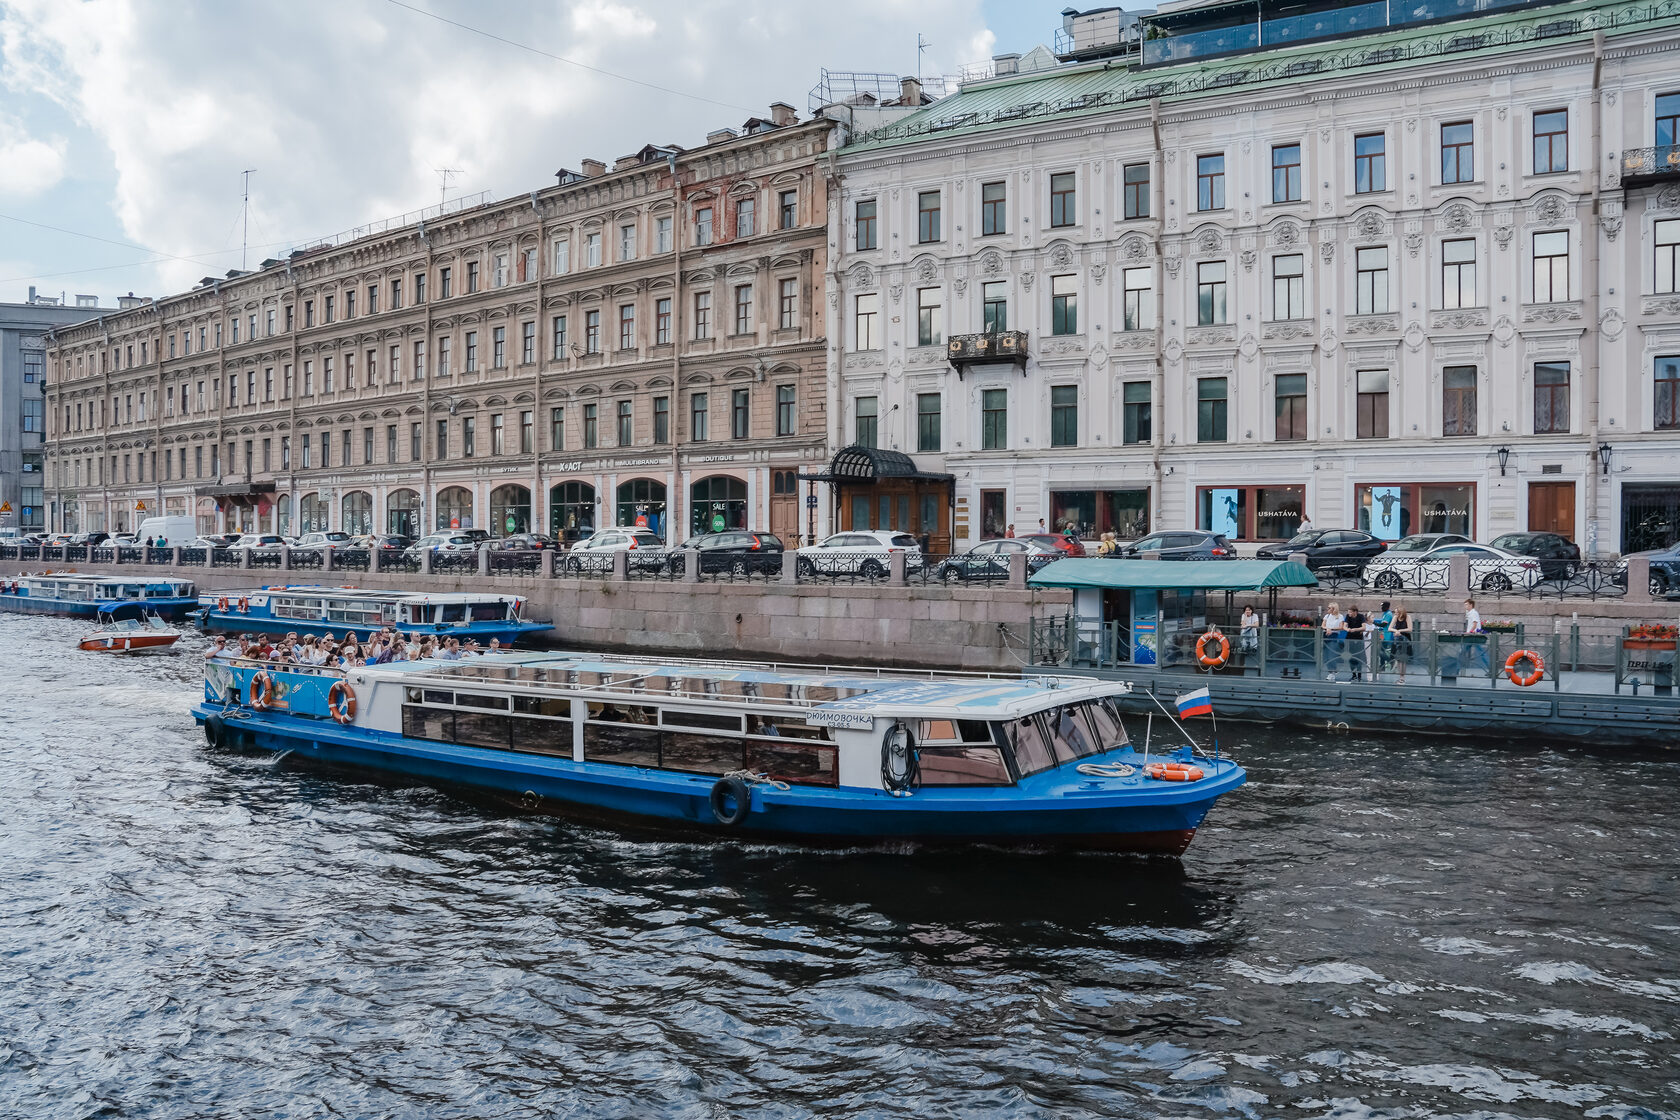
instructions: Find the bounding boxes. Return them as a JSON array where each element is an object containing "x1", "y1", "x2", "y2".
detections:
[
  {"x1": 1389, "y1": 537, "x2": 1438, "y2": 553},
  {"x1": 1283, "y1": 532, "x2": 1320, "y2": 547},
  {"x1": 1490, "y1": 534, "x2": 1531, "y2": 551}
]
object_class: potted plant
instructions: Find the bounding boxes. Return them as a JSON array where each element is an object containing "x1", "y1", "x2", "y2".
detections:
[{"x1": 1625, "y1": 623, "x2": 1678, "y2": 650}]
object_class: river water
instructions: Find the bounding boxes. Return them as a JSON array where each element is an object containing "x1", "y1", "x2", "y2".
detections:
[{"x1": 3, "y1": 614, "x2": 1677, "y2": 1119}]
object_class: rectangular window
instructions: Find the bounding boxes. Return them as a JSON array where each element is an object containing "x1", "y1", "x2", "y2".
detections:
[
  {"x1": 980, "y1": 389, "x2": 1007, "y2": 450},
  {"x1": 1533, "y1": 230, "x2": 1569, "y2": 303},
  {"x1": 437, "y1": 336, "x2": 451, "y2": 377},
  {"x1": 1197, "y1": 377, "x2": 1228, "y2": 443},
  {"x1": 1123, "y1": 163, "x2": 1150, "y2": 219},
  {"x1": 1443, "y1": 366, "x2": 1477, "y2": 436},
  {"x1": 694, "y1": 208, "x2": 712, "y2": 246},
  {"x1": 1049, "y1": 385, "x2": 1078, "y2": 447},
  {"x1": 1656, "y1": 356, "x2": 1680, "y2": 431},
  {"x1": 1442, "y1": 120, "x2": 1474, "y2": 184},
  {"x1": 414, "y1": 273, "x2": 425, "y2": 303},
  {"x1": 854, "y1": 396, "x2": 878, "y2": 448},
  {"x1": 855, "y1": 199, "x2": 876, "y2": 250},
  {"x1": 550, "y1": 407, "x2": 564, "y2": 450},
  {"x1": 1356, "y1": 370, "x2": 1389, "y2": 439},
  {"x1": 916, "y1": 392, "x2": 941, "y2": 452},
  {"x1": 1533, "y1": 109, "x2": 1568, "y2": 174},
  {"x1": 619, "y1": 223, "x2": 636, "y2": 261},
  {"x1": 391, "y1": 278, "x2": 403, "y2": 309},
  {"x1": 1274, "y1": 373, "x2": 1307, "y2": 441},
  {"x1": 656, "y1": 297, "x2": 672, "y2": 344},
  {"x1": 731, "y1": 387, "x2": 749, "y2": 440},
  {"x1": 981, "y1": 181, "x2": 1006, "y2": 235},
  {"x1": 778, "y1": 189, "x2": 797, "y2": 229},
  {"x1": 1534, "y1": 361, "x2": 1570, "y2": 434},
  {"x1": 492, "y1": 325, "x2": 506, "y2": 367},
  {"x1": 982, "y1": 281, "x2": 1007, "y2": 333},
  {"x1": 690, "y1": 393, "x2": 708, "y2": 441},
  {"x1": 1442, "y1": 238, "x2": 1477, "y2": 308},
  {"x1": 582, "y1": 404, "x2": 597, "y2": 449},
  {"x1": 653, "y1": 396, "x2": 669, "y2": 443},
  {"x1": 463, "y1": 416, "x2": 476, "y2": 456},
  {"x1": 734, "y1": 285, "x2": 753, "y2": 335},
  {"x1": 439, "y1": 267, "x2": 452, "y2": 298},
  {"x1": 1197, "y1": 260, "x2": 1227, "y2": 325},
  {"x1": 521, "y1": 320, "x2": 536, "y2": 364},
  {"x1": 1659, "y1": 91, "x2": 1680, "y2": 148},
  {"x1": 363, "y1": 427, "x2": 374, "y2": 464},
  {"x1": 655, "y1": 216, "x2": 672, "y2": 254},
  {"x1": 552, "y1": 240, "x2": 570, "y2": 275},
  {"x1": 617, "y1": 400, "x2": 633, "y2": 446},
  {"x1": 777, "y1": 279, "x2": 797, "y2": 330},
  {"x1": 490, "y1": 414, "x2": 505, "y2": 455},
  {"x1": 918, "y1": 190, "x2": 941, "y2": 243},
  {"x1": 464, "y1": 331, "x2": 478, "y2": 372},
  {"x1": 1272, "y1": 254, "x2": 1304, "y2": 320},
  {"x1": 585, "y1": 234, "x2": 601, "y2": 268},
  {"x1": 521, "y1": 247, "x2": 536, "y2": 282},
  {"x1": 1049, "y1": 171, "x2": 1076, "y2": 227},
  {"x1": 619, "y1": 304, "x2": 636, "y2": 350},
  {"x1": 1657, "y1": 219, "x2": 1680, "y2": 294},
  {"x1": 735, "y1": 198, "x2": 755, "y2": 239},
  {"x1": 387, "y1": 425, "x2": 397, "y2": 462},
  {"x1": 694, "y1": 291, "x2": 711, "y2": 339},
  {"x1": 1356, "y1": 246, "x2": 1389, "y2": 314},
  {"x1": 1354, "y1": 132, "x2": 1386, "y2": 193},
  {"x1": 1123, "y1": 267, "x2": 1154, "y2": 331},
  {"x1": 466, "y1": 260, "x2": 480, "y2": 293},
  {"x1": 344, "y1": 290, "x2": 355, "y2": 318},
  {"x1": 520, "y1": 409, "x2": 533, "y2": 453},
  {"x1": 916, "y1": 287, "x2": 943, "y2": 346},
  {"x1": 1272, "y1": 143, "x2": 1301, "y2": 203},
  {"x1": 411, "y1": 423, "x2": 421, "y2": 459},
  {"x1": 585, "y1": 310, "x2": 601, "y2": 354},
  {"x1": 304, "y1": 301, "x2": 314, "y2": 328},
  {"x1": 776, "y1": 385, "x2": 795, "y2": 437},
  {"x1": 854, "y1": 293, "x2": 880, "y2": 351},
  {"x1": 552, "y1": 314, "x2": 568, "y2": 358},
  {"x1": 1197, "y1": 153, "x2": 1225, "y2": 211},
  {"x1": 1050, "y1": 274, "x2": 1077, "y2": 336},
  {"x1": 1122, "y1": 382, "x2": 1152, "y2": 445}
]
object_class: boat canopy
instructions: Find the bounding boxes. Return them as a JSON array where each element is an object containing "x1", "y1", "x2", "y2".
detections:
[
  {"x1": 1028, "y1": 558, "x2": 1319, "y2": 592},
  {"x1": 98, "y1": 603, "x2": 152, "y2": 623}
]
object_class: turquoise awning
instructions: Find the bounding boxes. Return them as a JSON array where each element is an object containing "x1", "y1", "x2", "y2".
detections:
[{"x1": 1028, "y1": 558, "x2": 1319, "y2": 592}]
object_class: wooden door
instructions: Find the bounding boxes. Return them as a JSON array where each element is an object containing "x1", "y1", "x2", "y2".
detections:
[{"x1": 1528, "y1": 481, "x2": 1575, "y2": 535}]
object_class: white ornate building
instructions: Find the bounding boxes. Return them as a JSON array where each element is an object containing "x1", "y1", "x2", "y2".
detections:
[{"x1": 824, "y1": 0, "x2": 1680, "y2": 557}]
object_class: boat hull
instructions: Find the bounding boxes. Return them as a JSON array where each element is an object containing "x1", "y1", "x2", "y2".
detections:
[
  {"x1": 195, "y1": 704, "x2": 1234, "y2": 854},
  {"x1": 0, "y1": 593, "x2": 200, "y2": 621},
  {"x1": 79, "y1": 633, "x2": 180, "y2": 653}
]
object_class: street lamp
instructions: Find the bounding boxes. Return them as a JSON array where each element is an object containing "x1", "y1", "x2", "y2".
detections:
[
  {"x1": 1496, "y1": 446, "x2": 1510, "y2": 477},
  {"x1": 1598, "y1": 442, "x2": 1613, "y2": 476}
]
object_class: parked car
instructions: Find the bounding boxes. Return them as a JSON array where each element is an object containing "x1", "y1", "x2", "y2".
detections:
[
  {"x1": 1488, "y1": 531, "x2": 1581, "y2": 581},
  {"x1": 492, "y1": 533, "x2": 558, "y2": 551},
  {"x1": 69, "y1": 531, "x2": 110, "y2": 547},
  {"x1": 796, "y1": 531, "x2": 924, "y2": 579},
  {"x1": 110, "y1": 533, "x2": 139, "y2": 547},
  {"x1": 352, "y1": 534, "x2": 415, "y2": 551},
  {"x1": 563, "y1": 528, "x2": 670, "y2": 573},
  {"x1": 1256, "y1": 528, "x2": 1386, "y2": 574},
  {"x1": 460, "y1": 528, "x2": 492, "y2": 544},
  {"x1": 295, "y1": 531, "x2": 353, "y2": 549},
  {"x1": 403, "y1": 533, "x2": 480, "y2": 560},
  {"x1": 931, "y1": 538, "x2": 1062, "y2": 583},
  {"x1": 1623, "y1": 541, "x2": 1680, "y2": 598},
  {"x1": 196, "y1": 533, "x2": 241, "y2": 548},
  {"x1": 667, "y1": 531, "x2": 785, "y2": 576},
  {"x1": 1361, "y1": 542, "x2": 1540, "y2": 592},
  {"x1": 1017, "y1": 533, "x2": 1088, "y2": 558},
  {"x1": 1382, "y1": 532, "x2": 1473, "y2": 555},
  {"x1": 230, "y1": 534, "x2": 287, "y2": 552},
  {"x1": 1114, "y1": 531, "x2": 1235, "y2": 561}
]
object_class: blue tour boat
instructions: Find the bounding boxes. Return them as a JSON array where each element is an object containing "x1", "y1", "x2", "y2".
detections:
[
  {"x1": 196, "y1": 585, "x2": 552, "y2": 646},
  {"x1": 194, "y1": 652, "x2": 1246, "y2": 854},
  {"x1": 0, "y1": 573, "x2": 199, "y2": 620}
]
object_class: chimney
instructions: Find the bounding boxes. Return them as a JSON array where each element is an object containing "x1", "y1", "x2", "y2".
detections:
[
  {"x1": 993, "y1": 53, "x2": 1020, "y2": 76},
  {"x1": 898, "y1": 76, "x2": 922, "y2": 105},
  {"x1": 769, "y1": 101, "x2": 796, "y2": 127},
  {"x1": 614, "y1": 155, "x2": 640, "y2": 171},
  {"x1": 580, "y1": 158, "x2": 606, "y2": 177},
  {"x1": 706, "y1": 127, "x2": 737, "y2": 145}
]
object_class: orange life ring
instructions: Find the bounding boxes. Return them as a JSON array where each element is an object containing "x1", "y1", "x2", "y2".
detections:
[
  {"x1": 249, "y1": 671, "x2": 273, "y2": 710},
  {"x1": 1196, "y1": 632, "x2": 1231, "y2": 668},
  {"x1": 1145, "y1": 762, "x2": 1206, "y2": 782},
  {"x1": 238, "y1": 596, "x2": 250, "y2": 613},
  {"x1": 327, "y1": 680, "x2": 357, "y2": 725},
  {"x1": 217, "y1": 597, "x2": 230, "y2": 612},
  {"x1": 1505, "y1": 649, "x2": 1544, "y2": 687}
]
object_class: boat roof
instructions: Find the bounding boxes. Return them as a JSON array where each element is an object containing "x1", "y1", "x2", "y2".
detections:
[
  {"x1": 29, "y1": 573, "x2": 192, "y2": 587},
  {"x1": 1029, "y1": 558, "x2": 1318, "y2": 592},
  {"x1": 224, "y1": 585, "x2": 523, "y2": 603},
  {"x1": 375, "y1": 651, "x2": 1125, "y2": 720}
]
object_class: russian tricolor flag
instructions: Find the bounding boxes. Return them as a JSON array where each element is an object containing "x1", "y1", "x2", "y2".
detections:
[{"x1": 1175, "y1": 688, "x2": 1213, "y2": 719}]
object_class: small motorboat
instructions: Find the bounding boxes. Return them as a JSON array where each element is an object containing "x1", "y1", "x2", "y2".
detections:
[{"x1": 79, "y1": 602, "x2": 182, "y2": 653}]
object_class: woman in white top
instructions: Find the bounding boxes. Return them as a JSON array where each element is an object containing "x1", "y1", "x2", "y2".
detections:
[
  {"x1": 1322, "y1": 602, "x2": 1346, "y2": 680},
  {"x1": 1239, "y1": 606, "x2": 1260, "y2": 659}
]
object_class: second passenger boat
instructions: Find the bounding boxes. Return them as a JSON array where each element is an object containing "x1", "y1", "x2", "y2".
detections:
[{"x1": 196, "y1": 585, "x2": 551, "y2": 645}]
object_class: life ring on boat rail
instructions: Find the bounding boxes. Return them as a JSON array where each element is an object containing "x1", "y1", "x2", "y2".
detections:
[
  {"x1": 1504, "y1": 649, "x2": 1545, "y2": 687},
  {"x1": 327, "y1": 680, "x2": 357, "y2": 725},
  {"x1": 216, "y1": 596, "x2": 230, "y2": 612},
  {"x1": 238, "y1": 596, "x2": 250, "y2": 613},
  {"x1": 881, "y1": 721, "x2": 918, "y2": 793},
  {"x1": 709, "y1": 775, "x2": 752, "y2": 826},
  {"x1": 1196, "y1": 632, "x2": 1231, "y2": 668},
  {"x1": 248, "y1": 671, "x2": 274, "y2": 710},
  {"x1": 1145, "y1": 761, "x2": 1206, "y2": 783}
]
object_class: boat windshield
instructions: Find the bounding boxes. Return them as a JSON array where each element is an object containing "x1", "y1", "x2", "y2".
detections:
[{"x1": 1007, "y1": 699, "x2": 1128, "y2": 777}]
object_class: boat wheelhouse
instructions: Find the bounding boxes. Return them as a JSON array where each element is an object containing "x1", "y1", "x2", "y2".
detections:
[
  {"x1": 197, "y1": 585, "x2": 551, "y2": 646},
  {"x1": 196, "y1": 652, "x2": 1245, "y2": 854},
  {"x1": 0, "y1": 574, "x2": 199, "y2": 620}
]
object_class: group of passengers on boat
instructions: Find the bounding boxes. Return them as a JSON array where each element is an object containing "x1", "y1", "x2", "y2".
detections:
[{"x1": 206, "y1": 630, "x2": 506, "y2": 667}]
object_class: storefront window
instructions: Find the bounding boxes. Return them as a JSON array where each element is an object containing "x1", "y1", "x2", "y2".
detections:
[
  {"x1": 299, "y1": 492, "x2": 326, "y2": 533},
  {"x1": 1355, "y1": 483, "x2": 1475, "y2": 540},
  {"x1": 690, "y1": 475, "x2": 746, "y2": 534},
  {"x1": 387, "y1": 489, "x2": 419, "y2": 537},
  {"x1": 1051, "y1": 490, "x2": 1150, "y2": 540},
  {"x1": 1196, "y1": 485, "x2": 1303, "y2": 540},
  {"x1": 617, "y1": 478, "x2": 667, "y2": 540},
  {"x1": 490, "y1": 484, "x2": 532, "y2": 536},
  {"x1": 980, "y1": 490, "x2": 1007, "y2": 538},
  {"x1": 435, "y1": 486, "x2": 474, "y2": 530},
  {"x1": 549, "y1": 481, "x2": 596, "y2": 542},
  {"x1": 341, "y1": 490, "x2": 373, "y2": 536}
]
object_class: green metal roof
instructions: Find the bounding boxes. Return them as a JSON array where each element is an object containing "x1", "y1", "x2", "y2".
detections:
[
  {"x1": 845, "y1": 0, "x2": 1671, "y2": 154},
  {"x1": 1029, "y1": 559, "x2": 1319, "y2": 592}
]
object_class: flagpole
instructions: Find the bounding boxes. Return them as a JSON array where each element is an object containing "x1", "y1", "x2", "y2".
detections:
[
  {"x1": 1144, "y1": 689, "x2": 1202, "y2": 751},
  {"x1": 1143, "y1": 711, "x2": 1152, "y2": 769}
]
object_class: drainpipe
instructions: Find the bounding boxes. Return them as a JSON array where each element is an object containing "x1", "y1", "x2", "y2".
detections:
[
  {"x1": 1149, "y1": 97, "x2": 1166, "y2": 534},
  {"x1": 530, "y1": 191, "x2": 546, "y2": 535},
  {"x1": 418, "y1": 222, "x2": 435, "y2": 535},
  {"x1": 1584, "y1": 31, "x2": 1605, "y2": 559},
  {"x1": 670, "y1": 152, "x2": 684, "y2": 539}
]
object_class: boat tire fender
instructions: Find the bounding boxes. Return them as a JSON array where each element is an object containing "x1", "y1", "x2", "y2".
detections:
[
  {"x1": 203, "y1": 714, "x2": 226, "y2": 748},
  {"x1": 709, "y1": 775, "x2": 752, "y2": 826},
  {"x1": 1505, "y1": 649, "x2": 1544, "y2": 687}
]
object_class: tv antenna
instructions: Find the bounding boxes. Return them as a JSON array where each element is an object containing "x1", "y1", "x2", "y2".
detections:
[
  {"x1": 436, "y1": 167, "x2": 463, "y2": 211},
  {"x1": 917, "y1": 33, "x2": 930, "y2": 83},
  {"x1": 240, "y1": 169, "x2": 256, "y2": 270}
]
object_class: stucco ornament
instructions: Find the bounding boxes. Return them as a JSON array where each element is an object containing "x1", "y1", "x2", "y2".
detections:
[
  {"x1": 1492, "y1": 315, "x2": 1516, "y2": 348},
  {"x1": 1240, "y1": 249, "x2": 1256, "y2": 273},
  {"x1": 889, "y1": 284, "x2": 903, "y2": 304},
  {"x1": 1355, "y1": 211, "x2": 1385, "y2": 240},
  {"x1": 953, "y1": 278, "x2": 967, "y2": 296},
  {"x1": 1493, "y1": 226, "x2": 1513, "y2": 250},
  {"x1": 980, "y1": 250, "x2": 1004, "y2": 275},
  {"x1": 1121, "y1": 237, "x2": 1149, "y2": 262},
  {"x1": 1403, "y1": 320, "x2": 1425, "y2": 353},
  {"x1": 1600, "y1": 307, "x2": 1625, "y2": 342},
  {"x1": 1020, "y1": 272, "x2": 1035, "y2": 290},
  {"x1": 1319, "y1": 242, "x2": 1335, "y2": 263},
  {"x1": 1048, "y1": 242, "x2": 1073, "y2": 267},
  {"x1": 1441, "y1": 205, "x2": 1473, "y2": 232},
  {"x1": 847, "y1": 263, "x2": 874, "y2": 288},
  {"x1": 1092, "y1": 264, "x2": 1107, "y2": 284},
  {"x1": 1238, "y1": 332, "x2": 1258, "y2": 361},
  {"x1": 914, "y1": 257, "x2": 937, "y2": 281},
  {"x1": 1655, "y1": 184, "x2": 1680, "y2": 211},
  {"x1": 1196, "y1": 229, "x2": 1223, "y2": 254},
  {"x1": 1532, "y1": 194, "x2": 1569, "y2": 223},
  {"x1": 1274, "y1": 222, "x2": 1300, "y2": 247}
]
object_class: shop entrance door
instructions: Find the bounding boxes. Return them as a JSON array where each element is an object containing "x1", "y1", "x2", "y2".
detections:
[{"x1": 1528, "y1": 481, "x2": 1575, "y2": 537}]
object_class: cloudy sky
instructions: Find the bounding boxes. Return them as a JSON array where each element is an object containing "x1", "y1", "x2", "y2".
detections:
[{"x1": 0, "y1": 0, "x2": 1067, "y2": 307}]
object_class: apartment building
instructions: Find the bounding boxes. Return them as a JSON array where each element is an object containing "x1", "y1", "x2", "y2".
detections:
[
  {"x1": 44, "y1": 105, "x2": 832, "y2": 544},
  {"x1": 826, "y1": 0, "x2": 1680, "y2": 557}
]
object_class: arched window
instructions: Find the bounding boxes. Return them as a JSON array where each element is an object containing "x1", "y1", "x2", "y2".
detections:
[
  {"x1": 299, "y1": 492, "x2": 325, "y2": 533},
  {"x1": 387, "y1": 488, "x2": 420, "y2": 538},
  {"x1": 490, "y1": 484, "x2": 532, "y2": 537},
  {"x1": 435, "y1": 486, "x2": 474, "y2": 530},
  {"x1": 548, "y1": 481, "x2": 596, "y2": 542},
  {"x1": 616, "y1": 478, "x2": 667, "y2": 540},
  {"x1": 276, "y1": 494, "x2": 292, "y2": 536},
  {"x1": 341, "y1": 490, "x2": 373, "y2": 536},
  {"x1": 689, "y1": 475, "x2": 746, "y2": 535}
]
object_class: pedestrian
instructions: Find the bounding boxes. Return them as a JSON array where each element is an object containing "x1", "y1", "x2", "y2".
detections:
[
  {"x1": 1463, "y1": 596, "x2": 1486, "y2": 676},
  {"x1": 1097, "y1": 531, "x2": 1118, "y2": 558},
  {"x1": 1298, "y1": 515, "x2": 1314, "y2": 534},
  {"x1": 1345, "y1": 602, "x2": 1369, "y2": 680},
  {"x1": 1005, "y1": 524, "x2": 1015, "y2": 539},
  {"x1": 1239, "y1": 606, "x2": 1260, "y2": 660},
  {"x1": 1037, "y1": 519, "x2": 1046, "y2": 534},
  {"x1": 1390, "y1": 607, "x2": 1413, "y2": 684},
  {"x1": 1322, "y1": 600, "x2": 1345, "y2": 680}
]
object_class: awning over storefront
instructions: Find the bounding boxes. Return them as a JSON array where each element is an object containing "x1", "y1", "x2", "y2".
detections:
[
  {"x1": 1029, "y1": 558, "x2": 1319, "y2": 592},
  {"x1": 798, "y1": 445, "x2": 954, "y2": 486},
  {"x1": 195, "y1": 481, "x2": 277, "y2": 499}
]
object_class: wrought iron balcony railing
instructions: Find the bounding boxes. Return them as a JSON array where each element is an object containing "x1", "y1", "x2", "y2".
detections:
[
  {"x1": 1622, "y1": 144, "x2": 1680, "y2": 186},
  {"x1": 946, "y1": 331, "x2": 1030, "y2": 377}
]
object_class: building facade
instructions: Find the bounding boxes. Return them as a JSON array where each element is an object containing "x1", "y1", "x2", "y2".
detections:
[
  {"x1": 45, "y1": 105, "x2": 833, "y2": 544},
  {"x1": 1, "y1": 291, "x2": 118, "y2": 535},
  {"x1": 826, "y1": 0, "x2": 1680, "y2": 557}
]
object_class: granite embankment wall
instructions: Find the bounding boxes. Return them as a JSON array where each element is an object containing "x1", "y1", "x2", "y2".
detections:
[{"x1": 0, "y1": 560, "x2": 1066, "y2": 671}]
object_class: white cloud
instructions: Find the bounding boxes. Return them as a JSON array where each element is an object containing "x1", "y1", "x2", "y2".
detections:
[{"x1": 0, "y1": 116, "x2": 67, "y2": 197}]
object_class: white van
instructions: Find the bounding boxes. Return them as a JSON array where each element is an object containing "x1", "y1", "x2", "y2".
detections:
[{"x1": 134, "y1": 515, "x2": 200, "y2": 546}]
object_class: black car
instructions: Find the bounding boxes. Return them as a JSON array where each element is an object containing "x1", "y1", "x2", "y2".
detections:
[
  {"x1": 1488, "y1": 531, "x2": 1581, "y2": 581},
  {"x1": 493, "y1": 533, "x2": 558, "y2": 550},
  {"x1": 1114, "y1": 531, "x2": 1235, "y2": 560},
  {"x1": 667, "y1": 531, "x2": 785, "y2": 576},
  {"x1": 932, "y1": 539, "x2": 1062, "y2": 583},
  {"x1": 1256, "y1": 529, "x2": 1387, "y2": 574},
  {"x1": 1624, "y1": 541, "x2": 1680, "y2": 598}
]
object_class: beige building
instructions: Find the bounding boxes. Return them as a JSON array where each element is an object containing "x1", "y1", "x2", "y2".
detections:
[{"x1": 45, "y1": 105, "x2": 832, "y2": 545}]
